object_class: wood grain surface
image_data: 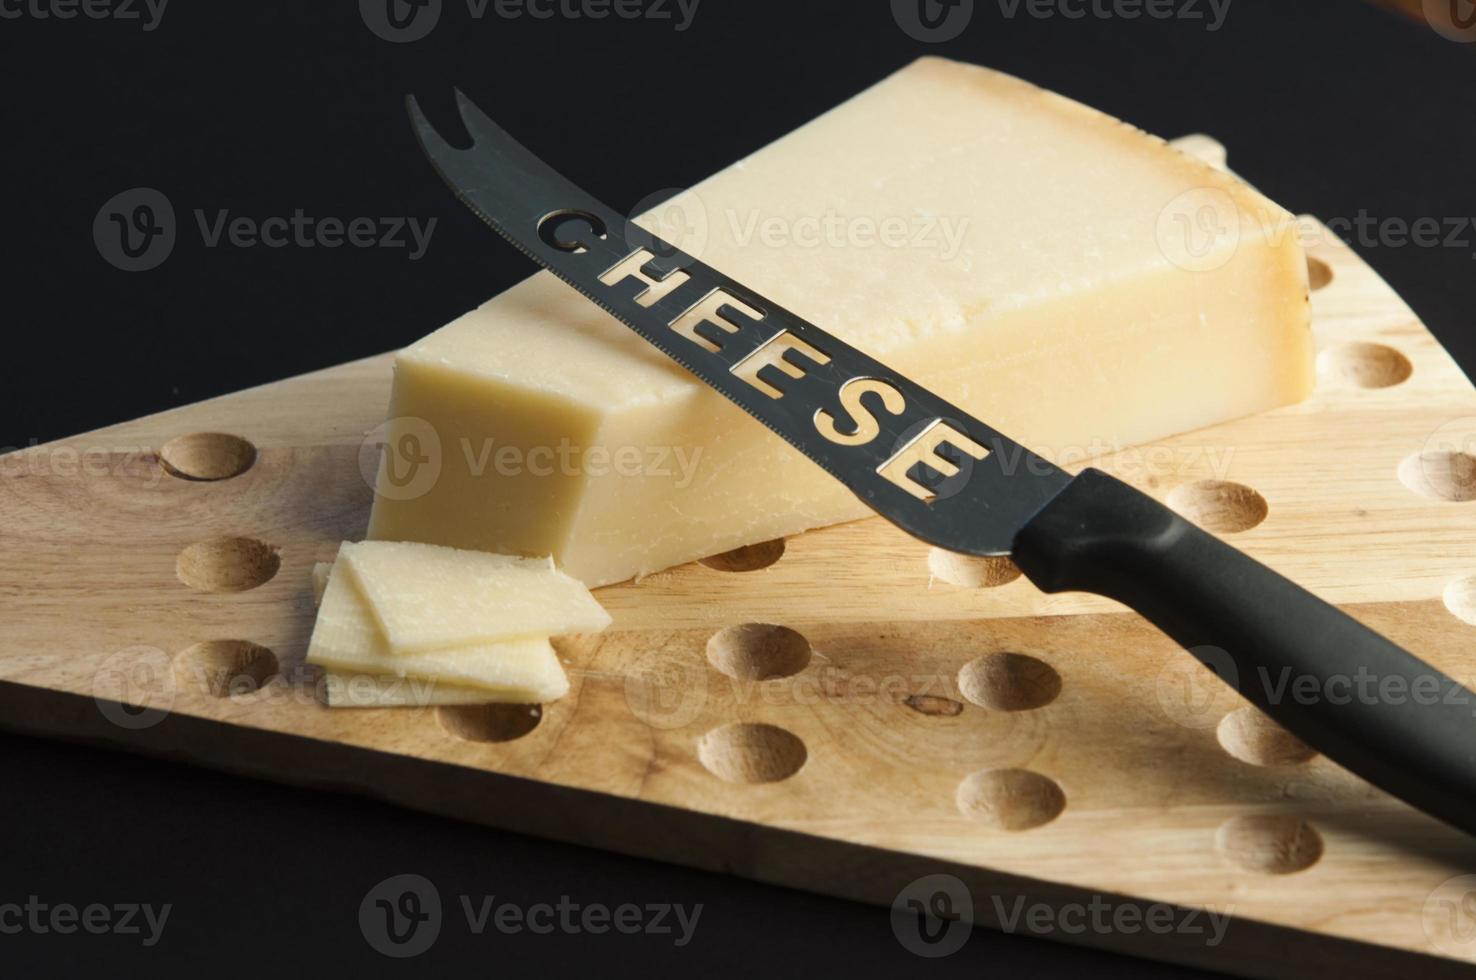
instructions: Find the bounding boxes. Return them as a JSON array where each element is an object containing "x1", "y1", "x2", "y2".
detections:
[{"x1": 3, "y1": 136, "x2": 1476, "y2": 977}]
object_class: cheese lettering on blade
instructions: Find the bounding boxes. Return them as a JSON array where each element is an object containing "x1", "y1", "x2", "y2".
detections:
[{"x1": 368, "y1": 57, "x2": 1314, "y2": 586}]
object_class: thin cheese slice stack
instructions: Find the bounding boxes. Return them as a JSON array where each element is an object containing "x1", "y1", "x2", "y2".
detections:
[
  {"x1": 311, "y1": 562, "x2": 491, "y2": 706},
  {"x1": 341, "y1": 545, "x2": 610, "y2": 651},
  {"x1": 368, "y1": 57, "x2": 1314, "y2": 586},
  {"x1": 307, "y1": 541, "x2": 609, "y2": 708}
]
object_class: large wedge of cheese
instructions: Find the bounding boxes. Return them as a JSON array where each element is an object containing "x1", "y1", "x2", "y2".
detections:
[
  {"x1": 368, "y1": 57, "x2": 1313, "y2": 586},
  {"x1": 306, "y1": 559, "x2": 571, "y2": 702}
]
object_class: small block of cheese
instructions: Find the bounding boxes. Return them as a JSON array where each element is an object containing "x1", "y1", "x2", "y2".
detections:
[
  {"x1": 321, "y1": 671, "x2": 494, "y2": 708},
  {"x1": 368, "y1": 57, "x2": 1313, "y2": 586},
  {"x1": 340, "y1": 540, "x2": 611, "y2": 653},
  {"x1": 306, "y1": 561, "x2": 571, "y2": 702}
]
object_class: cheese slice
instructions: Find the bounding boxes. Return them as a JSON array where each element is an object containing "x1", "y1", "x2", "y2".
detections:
[
  {"x1": 367, "y1": 56, "x2": 1313, "y2": 586},
  {"x1": 313, "y1": 560, "x2": 538, "y2": 707},
  {"x1": 339, "y1": 540, "x2": 610, "y2": 653},
  {"x1": 321, "y1": 671, "x2": 495, "y2": 708},
  {"x1": 305, "y1": 562, "x2": 571, "y2": 702}
]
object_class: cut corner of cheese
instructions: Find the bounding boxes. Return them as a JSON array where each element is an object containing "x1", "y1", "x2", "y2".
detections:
[
  {"x1": 305, "y1": 553, "x2": 572, "y2": 705},
  {"x1": 311, "y1": 561, "x2": 334, "y2": 607},
  {"x1": 366, "y1": 55, "x2": 1314, "y2": 588},
  {"x1": 339, "y1": 539, "x2": 610, "y2": 653}
]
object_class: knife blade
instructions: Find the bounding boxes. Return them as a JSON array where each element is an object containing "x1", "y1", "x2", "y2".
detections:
[{"x1": 408, "y1": 90, "x2": 1476, "y2": 838}]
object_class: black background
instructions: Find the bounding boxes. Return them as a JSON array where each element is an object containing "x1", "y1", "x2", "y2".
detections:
[{"x1": 3, "y1": 0, "x2": 1474, "y2": 976}]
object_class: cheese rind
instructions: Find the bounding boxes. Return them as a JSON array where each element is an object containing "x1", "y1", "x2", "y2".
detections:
[
  {"x1": 368, "y1": 57, "x2": 1313, "y2": 586},
  {"x1": 305, "y1": 562, "x2": 571, "y2": 702},
  {"x1": 339, "y1": 540, "x2": 610, "y2": 653}
]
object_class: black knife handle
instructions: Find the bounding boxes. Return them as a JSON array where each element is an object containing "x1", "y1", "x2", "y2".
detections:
[{"x1": 1012, "y1": 468, "x2": 1476, "y2": 836}]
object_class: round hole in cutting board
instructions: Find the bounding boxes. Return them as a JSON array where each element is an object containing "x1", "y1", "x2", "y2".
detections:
[
  {"x1": 699, "y1": 538, "x2": 785, "y2": 572},
  {"x1": 955, "y1": 768, "x2": 1065, "y2": 831},
  {"x1": 438, "y1": 704, "x2": 543, "y2": 743},
  {"x1": 957, "y1": 653, "x2": 1061, "y2": 712},
  {"x1": 176, "y1": 537, "x2": 281, "y2": 593},
  {"x1": 1316, "y1": 342, "x2": 1412, "y2": 389},
  {"x1": 1442, "y1": 575, "x2": 1476, "y2": 626},
  {"x1": 1166, "y1": 480, "x2": 1268, "y2": 533},
  {"x1": 1398, "y1": 451, "x2": 1476, "y2": 502},
  {"x1": 706, "y1": 624, "x2": 812, "y2": 681},
  {"x1": 158, "y1": 433, "x2": 257, "y2": 481},
  {"x1": 697, "y1": 722, "x2": 807, "y2": 783},
  {"x1": 174, "y1": 640, "x2": 279, "y2": 697},
  {"x1": 1306, "y1": 256, "x2": 1334, "y2": 291},
  {"x1": 1216, "y1": 707, "x2": 1317, "y2": 767},
  {"x1": 1215, "y1": 814, "x2": 1323, "y2": 874},
  {"x1": 927, "y1": 548, "x2": 1022, "y2": 588}
]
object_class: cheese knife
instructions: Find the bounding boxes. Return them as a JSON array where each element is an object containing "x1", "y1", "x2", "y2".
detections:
[{"x1": 408, "y1": 91, "x2": 1476, "y2": 837}]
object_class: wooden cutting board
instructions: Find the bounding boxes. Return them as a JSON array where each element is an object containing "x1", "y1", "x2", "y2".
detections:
[{"x1": 4, "y1": 136, "x2": 1476, "y2": 978}]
